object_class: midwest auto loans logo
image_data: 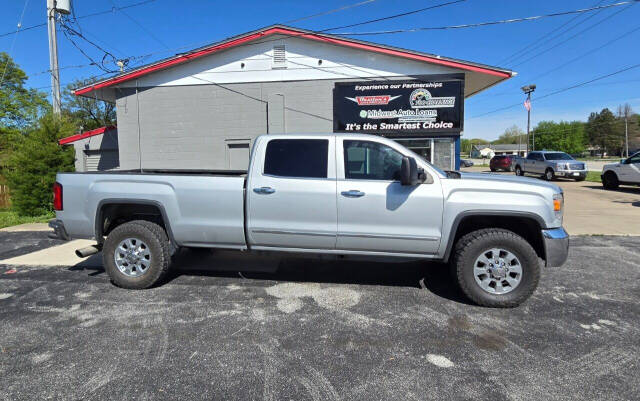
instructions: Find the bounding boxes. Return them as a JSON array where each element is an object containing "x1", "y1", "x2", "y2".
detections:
[{"x1": 409, "y1": 88, "x2": 455, "y2": 108}]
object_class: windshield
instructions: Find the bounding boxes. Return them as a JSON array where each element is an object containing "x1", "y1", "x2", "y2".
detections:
[{"x1": 544, "y1": 152, "x2": 574, "y2": 161}]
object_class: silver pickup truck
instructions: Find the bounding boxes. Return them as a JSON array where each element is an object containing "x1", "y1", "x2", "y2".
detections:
[
  {"x1": 50, "y1": 133, "x2": 569, "y2": 307},
  {"x1": 513, "y1": 151, "x2": 587, "y2": 181}
]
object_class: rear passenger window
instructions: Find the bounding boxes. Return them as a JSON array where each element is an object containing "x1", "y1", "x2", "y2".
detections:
[{"x1": 264, "y1": 139, "x2": 328, "y2": 178}]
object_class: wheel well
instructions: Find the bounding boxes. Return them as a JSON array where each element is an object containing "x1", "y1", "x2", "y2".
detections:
[
  {"x1": 604, "y1": 170, "x2": 617, "y2": 178},
  {"x1": 451, "y1": 215, "x2": 545, "y2": 260},
  {"x1": 97, "y1": 202, "x2": 168, "y2": 241}
]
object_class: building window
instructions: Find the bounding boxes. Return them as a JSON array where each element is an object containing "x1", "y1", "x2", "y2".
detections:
[
  {"x1": 343, "y1": 140, "x2": 403, "y2": 181},
  {"x1": 394, "y1": 138, "x2": 432, "y2": 163},
  {"x1": 264, "y1": 139, "x2": 328, "y2": 178}
]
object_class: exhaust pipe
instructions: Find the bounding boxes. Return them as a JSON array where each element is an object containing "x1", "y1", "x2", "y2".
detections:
[{"x1": 75, "y1": 244, "x2": 102, "y2": 258}]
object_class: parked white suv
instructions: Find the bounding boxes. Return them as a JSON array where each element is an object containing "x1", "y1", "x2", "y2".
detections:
[{"x1": 601, "y1": 151, "x2": 640, "y2": 189}]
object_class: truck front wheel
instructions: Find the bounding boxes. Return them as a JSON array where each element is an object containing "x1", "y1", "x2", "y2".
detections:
[
  {"x1": 515, "y1": 166, "x2": 523, "y2": 176},
  {"x1": 453, "y1": 228, "x2": 540, "y2": 308},
  {"x1": 103, "y1": 220, "x2": 171, "y2": 289}
]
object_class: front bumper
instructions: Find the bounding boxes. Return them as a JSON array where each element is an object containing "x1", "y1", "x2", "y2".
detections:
[
  {"x1": 48, "y1": 219, "x2": 70, "y2": 241},
  {"x1": 554, "y1": 170, "x2": 587, "y2": 178},
  {"x1": 542, "y1": 227, "x2": 569, "y2": 267}
]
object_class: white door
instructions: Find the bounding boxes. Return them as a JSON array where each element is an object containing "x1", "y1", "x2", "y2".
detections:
[
  {"x1": 619, "y1": 153, "x2": 640, "y2": 183},
  {"x1": 336, "y1": 139, "x2": 443, "y2": 255},
  {"x1": 246, "y1": 138, "x2": 337, "y2": 250}
]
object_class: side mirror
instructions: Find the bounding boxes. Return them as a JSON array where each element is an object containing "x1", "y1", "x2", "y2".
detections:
[{"x1": 400, "y1": 157, "x2": 420, "y2": 185}]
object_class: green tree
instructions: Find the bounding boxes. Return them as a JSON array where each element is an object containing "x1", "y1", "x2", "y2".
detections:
[
  {"x1": 586, "y1": 108, "x2": 622, "y2": 155},
  {"x1": 533, "y1": 121, "x2": 586, "y2": 154},
  {"x1": 4, "y1": 114, "x2": 75, "y2": 216},
  {"x1": 0, "y1": 52, "x2": 50, "y2": 167},
  {"x1": 0, "y1": 52, "x2": 49, "y2": 129},
  {"x1": 62, "y1": 78, "x2": 116, "y2": 131},
  {"x1": 493, "y1": 125, "x2": 526, "y2": 145},
  {"x1": 461, "y1": 138, "x2": 490, "y2": 154}
]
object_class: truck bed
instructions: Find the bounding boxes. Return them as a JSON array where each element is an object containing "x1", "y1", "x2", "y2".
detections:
[{"x1": 56, "y1": 171, "x2": 247, "y2": 248}]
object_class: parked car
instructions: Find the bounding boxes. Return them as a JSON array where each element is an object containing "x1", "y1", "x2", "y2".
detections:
[
  {"x1": 513, "y1": 151, "x2": 587, "y2": 181},
  {"x1": 601, "y1": 151, "x2": 640, "y2": 189},
  {"x1": 49, "y1": 133, "x2": 569, "y2": 308},
  {"x1": 460, "y1": 159, "x2": 474, "y2": 168},
  {"x1": 490, "y1": 155, "x2": 515, "y2": 172}
]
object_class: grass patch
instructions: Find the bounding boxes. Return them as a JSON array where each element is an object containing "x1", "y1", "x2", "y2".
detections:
[
  {"x1": 585, "y1": 171, "x2": 602, "y2": 183},
  {"x1": 0, "y1": 209, "x2": 54, "y2": 229}
]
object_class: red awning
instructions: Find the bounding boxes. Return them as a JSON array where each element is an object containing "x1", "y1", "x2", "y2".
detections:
[{"x1": 58, "y1": 126, "x2": 116, "y2": 145}]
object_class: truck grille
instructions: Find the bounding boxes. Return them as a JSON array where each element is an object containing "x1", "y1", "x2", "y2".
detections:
[{"x1": 569, "y1": 163, "x2": 584, "y2": 170}]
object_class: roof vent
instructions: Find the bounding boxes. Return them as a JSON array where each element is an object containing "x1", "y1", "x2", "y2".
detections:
[{"x1": 272, "y1": 45, "x2": 287, "y2": 69}]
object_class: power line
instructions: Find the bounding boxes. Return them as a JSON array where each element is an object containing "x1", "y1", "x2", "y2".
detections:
[
  {"x1": 0, "y1": 0, "x2": 30, "y2": 87},
  {"x1": 499, "y1": 0, "x2": 606, "y2": 66},
  {"x1": 331, "y1": 1, "x2": 634, "y2": 35},
  {"x1": 527, "y1": 24, "x2": 640, "y2": 82},
  {"x1": 469, "y1": 63, "x2": 640, "y2": 119},
  {"x1": 283, "y1": 0, "x2": 379, "y2": 24},
  {"x1": 107, "y1": 0, "x2": 170, "y2": 49},
  {"x1": 320, "y1": 0, "x2": 467, "y2": 32},
  {"x1": 0, "y1": 0, "x2": 157, "y2": 39},
  {"x1": 511, "y1": 3, "x2": 636, "y2": 68}
]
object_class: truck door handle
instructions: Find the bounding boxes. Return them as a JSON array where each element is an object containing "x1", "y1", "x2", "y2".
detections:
[
  {"x1": 253, "y1": 187, "x2": 275, "y2": 194},
  {"x1": 341, "y1": 190, "x2": 365, "y2": 198}
]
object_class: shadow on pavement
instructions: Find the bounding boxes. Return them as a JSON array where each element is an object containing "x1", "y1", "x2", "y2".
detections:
[
  {"x1": 583, "y1": 185, "x2": 640, "y2": 194},
  {"x1": 68, "y1": 248, "x2": 471, "y2": 305}
]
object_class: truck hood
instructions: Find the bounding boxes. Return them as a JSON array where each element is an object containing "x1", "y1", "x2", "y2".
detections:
[{"x1": 456, "y1": 172, "x2": 562, "y2": 193}]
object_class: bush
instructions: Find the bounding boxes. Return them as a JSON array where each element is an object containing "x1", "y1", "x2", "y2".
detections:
[{"x1": 4, "y1": 114, "x2": 75, "y2": 216}]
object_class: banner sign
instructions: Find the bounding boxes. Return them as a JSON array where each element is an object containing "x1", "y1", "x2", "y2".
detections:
[{"x1": 333, "y1": 76, "x2": 464, "y2": 135}]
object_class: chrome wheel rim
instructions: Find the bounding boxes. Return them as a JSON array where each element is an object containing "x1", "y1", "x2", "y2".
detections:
[
  {"x1": 114, "y1": 238, "x2": 151, "y2": 277},
  {"x1": 473, "y1": 248, "x2": 523, "y2": 294},
  {"x1": 546, "y1": 171, "x2": 553, "y2": 180}
]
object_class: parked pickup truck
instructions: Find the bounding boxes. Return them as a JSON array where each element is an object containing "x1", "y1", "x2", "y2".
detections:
[
  {"x1": 601, "y1": 151, "x2": 640, "y2": 190},
  {"x1": 50, "y1": 134, "x2": 569, "y2": 307},
  {"x1": 513, "y1": 151, "x2": 587, "y2": 181}
]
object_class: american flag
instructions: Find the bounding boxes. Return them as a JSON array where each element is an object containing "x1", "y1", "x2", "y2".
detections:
[{"x1": 524, "y1": 98, "x2": 531, "y2": 111}]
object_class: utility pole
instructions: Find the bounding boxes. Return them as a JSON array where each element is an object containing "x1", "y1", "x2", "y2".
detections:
[
  {"x1": 521, "y1": 85, "x2": 536, "y2": 153},
  {"x1": 618, "y1": 103, "x2": 632, "y2": 158},
  {"x1": 47, "y1": 0, "x2": 71, "y2": 115},
  {"x1": 625, "y1": 113, "x2": 629, "y2": 158}
]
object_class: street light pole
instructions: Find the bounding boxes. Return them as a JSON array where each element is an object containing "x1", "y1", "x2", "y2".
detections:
[{"x1": 521, "y1": 84, "x2": 536, "y2": 153}]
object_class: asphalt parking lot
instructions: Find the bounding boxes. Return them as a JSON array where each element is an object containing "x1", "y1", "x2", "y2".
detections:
[{"x1": 1, "y1": 231, "x2": 639, "y2": 400}]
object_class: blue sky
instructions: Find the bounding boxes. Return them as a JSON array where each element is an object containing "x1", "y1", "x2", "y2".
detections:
[{"x1": 2, "y1": 0, "x2": 639, "y2": 140}]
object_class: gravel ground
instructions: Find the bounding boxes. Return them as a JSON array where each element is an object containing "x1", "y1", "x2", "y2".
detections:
[{"x1": 0, "y1": 236, "x2": 639, "y2": 400}]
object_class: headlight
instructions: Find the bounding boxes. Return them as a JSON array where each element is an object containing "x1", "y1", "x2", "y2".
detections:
[
  {"x1": 553, "y1": 192, "x2": 564, "y2": 220},
  {"x1": 557, "y1": 164, "x2": 566, "y2": 170}
]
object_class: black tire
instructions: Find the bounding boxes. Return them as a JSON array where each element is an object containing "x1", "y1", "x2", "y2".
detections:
[
  {"x1": 103, "y1": 220, "x2": 171, "y2": 289},
  {"x1": 602, "y1": 171, "x2": 619, "y2": 190},
  {"x1": 544, "y1": 168, "x2": 554, "y2": 181},
  {"x1": 515, "y1": 166, "x2": 523, "y2": 176},
  {"x1": 490, "y1": 167, "x2": 496, "y2": 172},
  {"x1": 453, "y1": 228, "x2": 540, "y2": 308}
]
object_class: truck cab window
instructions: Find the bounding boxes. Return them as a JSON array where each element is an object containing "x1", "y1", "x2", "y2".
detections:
[
  {"x1": 344, "y1": 140, "x2": 403, "y2": 181},
  {"x1": 264, "y1": 139, "x2": 328, "y2": 178}
]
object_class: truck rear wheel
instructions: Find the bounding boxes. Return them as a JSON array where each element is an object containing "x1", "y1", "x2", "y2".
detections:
[
  {"x1": 453, "y1": 228, "x2": 540, "y2": 308},
  {"x1": 103, "y1": 220, "x2": 171, "y2": 289}
]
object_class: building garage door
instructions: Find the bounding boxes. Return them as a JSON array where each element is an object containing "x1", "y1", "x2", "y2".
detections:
[{"x1": 84, "y1": 150, "x2": 119, "y2": 171}]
